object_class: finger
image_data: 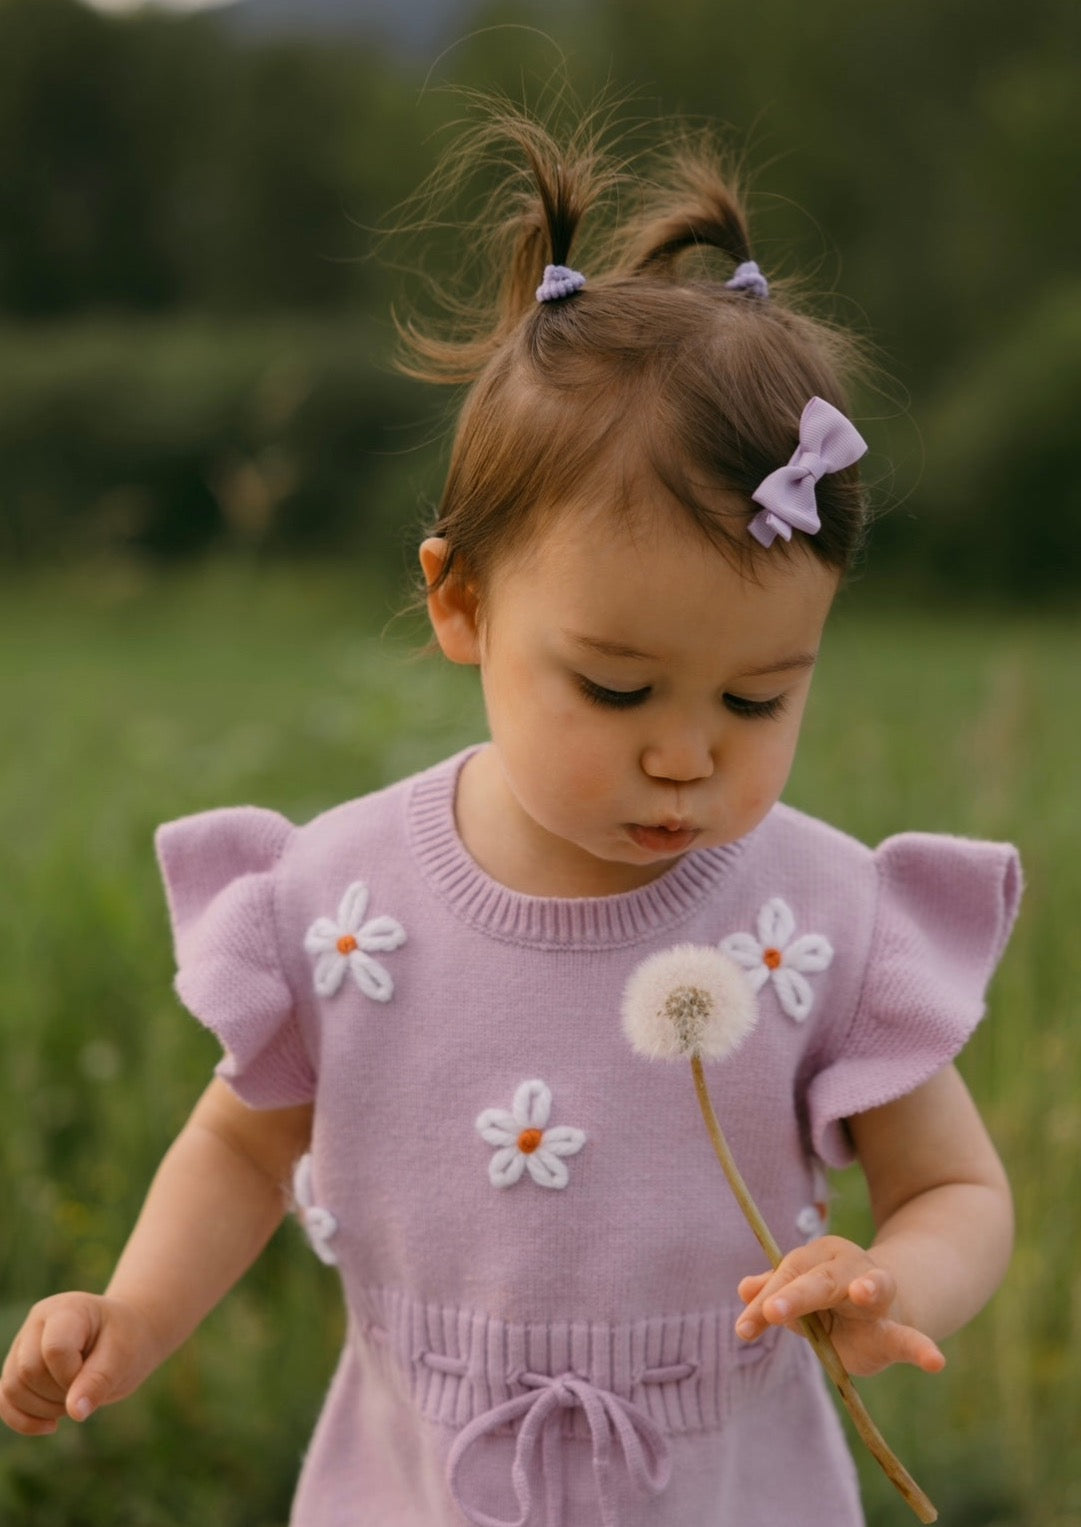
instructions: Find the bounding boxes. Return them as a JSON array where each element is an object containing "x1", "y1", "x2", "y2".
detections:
[
  {"x1": 759, "y1": 1262, "x2": 853, "y2": 1326},
  {"x1": 736, "y1": 1270, "x2": 771, "y2": 1304},
  {"x1": 40, "y1": 1305, "x2": 96, "y2": 1393},
  {"x1": 882, "y1": 1320, "x2": 946, "y2": 1375},
  {"x1": 2, "y1": 1318, "x2": 67, "y2": 1409},
  {"x1": 737, "y1": 1266, "x2": 822, "y2": 1334},
  {"x1": 0, "y1": 1388, "x2": 60, "y2": 1437},
  {"x1": 736, "y1": 1264, "x2": 803, "y2": 1339},
  {"x1": 0, "y1": 1357, "x2": 62, "y2": 1435},
  {"x1": 846, "y1": 1269, "x2": 897, "y2": 1318},
  {"x1": 0, "y1": 1350, "x2": 67, "y2": 1425},
  {"x1": 735, "y1": 1283, "x2": 771, "y2": 1340},
  {"x1": 827, "y1": 1315, "x2": 948, "y2": 1379}
]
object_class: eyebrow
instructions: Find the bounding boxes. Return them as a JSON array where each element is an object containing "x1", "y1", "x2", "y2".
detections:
[
  {"x1": 566, "y1": 633, "x2": 656, "y2": 661},
  {"x1": 565, "y1": 632, "x2": 819, "y2": 677},
  {"x1": 737, "y1": 653, "x2": 819, "y2": 678}
]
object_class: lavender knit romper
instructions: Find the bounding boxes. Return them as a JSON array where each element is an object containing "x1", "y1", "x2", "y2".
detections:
[{"x1": 156, "y1": 747, "x2": 1022, "y2": 1527}]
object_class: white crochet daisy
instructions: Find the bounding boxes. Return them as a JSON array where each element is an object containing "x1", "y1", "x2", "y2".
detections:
[
  {"x1": 304, "y1": 881, "x2": 406, "y2": 1001},
  {"x1": 720, "y1": 897, "x2": 833, "y2": 1022},
  {"x1": 797, "y1": 1162, "x2": 831, "y2": 1240},
  {"x1": 796, "y1": 1202, "x2": 829, "y2": 1241},
  {"x1": 476, "y1": 1079, "x2": 586, "y2": 1190},
  {"x1": 293, "y1": 1153, "x2": 339, "y2": 1265}
]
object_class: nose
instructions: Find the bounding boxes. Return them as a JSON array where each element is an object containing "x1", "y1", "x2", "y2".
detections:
[{"x1": 640, "y1": 722, "x2": 715, "y2": 784}]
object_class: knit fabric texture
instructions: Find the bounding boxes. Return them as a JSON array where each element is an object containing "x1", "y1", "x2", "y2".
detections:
[{"x1": 155, "y1": 747, "x2": 1022, "y2": 1527}]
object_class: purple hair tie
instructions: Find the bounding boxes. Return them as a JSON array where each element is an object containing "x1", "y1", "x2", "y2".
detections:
[
  {"x1": 536, "y1": 264, "x2": 586, "y2": 303},
  {"x1": 747, "y1": 397, "x2": 867, "y2": 548},
  {"x1": 724, "y1": 260, "x2": 769, "y2": 300}
]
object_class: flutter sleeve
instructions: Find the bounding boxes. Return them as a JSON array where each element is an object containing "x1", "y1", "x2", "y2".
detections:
[
  {"x1": 156, "y1": 806, "x2": 316, "y2": 1108},
  {"x1": 806, "y1": 833, "x2": 1022, "y2": 1167}
]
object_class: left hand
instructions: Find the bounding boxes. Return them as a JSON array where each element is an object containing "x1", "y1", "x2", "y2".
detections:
[{"x1": 735, "y1": 1235, "x2": 947, "y2": 1378}]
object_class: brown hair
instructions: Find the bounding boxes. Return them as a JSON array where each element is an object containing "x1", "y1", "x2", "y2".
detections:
[{"x1": 397, "y1": 103, "x2": 869, "y2": 595}]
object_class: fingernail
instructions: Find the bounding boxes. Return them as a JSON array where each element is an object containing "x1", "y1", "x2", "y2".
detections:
[
  {"x1": 72, "y1": 1398, "x2": 93, "y2": 1422},
  {"x1": 736, "y1": 1318, "x2": 755, "y2": 1339},
  {"x1": 769, "y1": 1298, "x2": 789, "y2": 1319}
]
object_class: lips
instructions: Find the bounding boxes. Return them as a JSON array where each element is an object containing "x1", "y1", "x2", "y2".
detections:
[{"x1": 626, "y1": 823, "x2": 700, "y2": 854}]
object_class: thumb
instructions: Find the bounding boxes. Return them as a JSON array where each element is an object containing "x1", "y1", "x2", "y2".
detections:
[
  {"x1": 64, "y1": 1320, "x2": 133, "y2": 1422},
  {"x1": 66, "y1": 1368, "x2": 111, "y2": 1423}
]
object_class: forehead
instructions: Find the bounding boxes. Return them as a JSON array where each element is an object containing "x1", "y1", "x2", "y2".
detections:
[{"x1": 488, "y1": 502, "x2": 838, "y2": 664}]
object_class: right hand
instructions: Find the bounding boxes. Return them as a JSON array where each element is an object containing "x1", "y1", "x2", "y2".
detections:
[{"x1": 0, "y1": 1293, "x2": 160, "y2": 1435}]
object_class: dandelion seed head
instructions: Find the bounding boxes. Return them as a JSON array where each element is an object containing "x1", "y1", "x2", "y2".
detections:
[{"x1": 621, "y1": 943, "x2": 758, "y2": 1062}]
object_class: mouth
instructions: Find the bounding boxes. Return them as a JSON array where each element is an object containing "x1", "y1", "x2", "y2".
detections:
[{"x1": 626, "y1": 822, "x2": 701, "y2": 855}]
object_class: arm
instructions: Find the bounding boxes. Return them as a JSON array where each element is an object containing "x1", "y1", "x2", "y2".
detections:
[
  {"x1": 0, "y1": 1078, "x2": 313, "y2": 1434},
  {"x1": 851, "y1": 1062, "x2": 1013, "y2": 1339},
  {"x1": 735, "y1": 1064, "x2": 1013, "y2": 1376}
]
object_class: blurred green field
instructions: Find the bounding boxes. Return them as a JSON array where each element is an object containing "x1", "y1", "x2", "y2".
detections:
[{"x1": 0, "y1": 565, "x2": 1077, "y2": 1526}]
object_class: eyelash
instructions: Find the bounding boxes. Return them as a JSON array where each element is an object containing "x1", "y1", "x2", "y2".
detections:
[
  {"x1": 577, "y1": 678, "x2": 788, "y2": 721},
  {"x1": 722, "y1": 693, "x2": 788, "y2": 721},
  {"x1": 577, "y1": 678, "x2": 650, "y2": 710}
]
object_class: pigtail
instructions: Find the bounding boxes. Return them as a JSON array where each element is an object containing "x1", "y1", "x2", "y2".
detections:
[
  {"x1": 614, "y1": 139, "x2": 754, "y2": 284},
  {"x1": 498, "y1": 134, "x2": 595, "y2": 318},
  {"x1": 394, "y1": 101, "x2": 619, "y2": 386}
]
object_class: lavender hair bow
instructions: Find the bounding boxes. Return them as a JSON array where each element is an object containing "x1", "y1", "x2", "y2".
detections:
[{"x1": 747, "y1": 397, "x2": 867, "y2": 548}]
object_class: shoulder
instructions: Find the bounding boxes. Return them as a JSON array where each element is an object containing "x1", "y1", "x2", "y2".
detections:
[
  {"x1": 283, "y1": 748, "x2": 467, "y2": 869},
  {"x1": 744, "y1": 801, "x2": 876, "y2": 894},
  {"x1": 268, "y1": 751, "x2": 471, "y2": 966},
  {"x1": 282, "y1": 745, "x2": 464, "y2": 855},
  {"x1": 290, "y1": 771, "x2": 413, "y2": 857},
  {"x1": 801, "y1": 820, "x2": 1022, "y2": 1163},
  {"x1": 745, "y1": 801, "x2": 1021, "y2": 951},
  {"x1": 156, "y1": 749, "x2": 468, "y2": 937}
]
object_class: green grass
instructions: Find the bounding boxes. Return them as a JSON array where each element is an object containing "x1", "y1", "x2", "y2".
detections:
[{"x1": 0, "y1": 565, "x2": 1077, "y2": 1525}]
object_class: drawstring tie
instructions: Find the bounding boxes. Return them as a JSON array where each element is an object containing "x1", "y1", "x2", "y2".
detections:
[{"x1": 447, "y1": 1369, "x2": 673, "y2": 1527}]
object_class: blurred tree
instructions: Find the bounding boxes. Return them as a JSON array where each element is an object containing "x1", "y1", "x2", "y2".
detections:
[
  {"x1": 0, "y1": 0, "x2": 1076, "y2": 592},
  {"x1": 0, "y1": 0, "x2": 189, "y2": 313},
  {"x1": 167, "y1": 38, "x2": 398, "y2": 313},
  {"x1": 589, "y1": 0, "x2": 1081, "y2": 366},
  {"x1": 0, "y1": 0, "x2": 401, "y2": 315},
  {"x1": 917, "y1": 281, "x2": 1081, "y2": 597}
]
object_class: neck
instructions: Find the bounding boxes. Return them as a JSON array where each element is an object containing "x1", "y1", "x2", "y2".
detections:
[{"x1": 453, "y1": 746, "x2": 679, "y2": 899}]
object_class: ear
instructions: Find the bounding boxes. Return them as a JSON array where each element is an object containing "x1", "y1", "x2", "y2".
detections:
[{"x1": 419, "y1": 538, "x2": 481, "y2": 666}]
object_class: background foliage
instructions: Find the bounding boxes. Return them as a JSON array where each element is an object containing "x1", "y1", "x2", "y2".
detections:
[{"x1": 0, "y1": 0, "x2": 1079, "y2": 592}]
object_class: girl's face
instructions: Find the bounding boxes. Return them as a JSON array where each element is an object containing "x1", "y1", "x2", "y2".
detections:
[{"x1": 422, "y1": 503, "x2": 838, "y2": 898}]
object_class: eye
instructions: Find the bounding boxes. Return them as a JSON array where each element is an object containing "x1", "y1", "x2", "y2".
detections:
[
  {"x1": 578, "y1": 677, "x2": 651, "y2": 710},
  {"x1": 723, "y1": 692, "x2": 788, "y2": 721}
]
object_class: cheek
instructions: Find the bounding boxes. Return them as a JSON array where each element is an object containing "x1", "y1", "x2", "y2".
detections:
[
  {"x1": 485, "y1": 667, "x2": 611, "y2": 781},
  {"x1": 534, "y1": 722, "x2": 621, "y2": 808},
  {"x1": 731, "y1": 722, "x2": 803, "y2": 808},
  {"x1": 519, "y1": 718, "x2": 623, "y2": 811}
]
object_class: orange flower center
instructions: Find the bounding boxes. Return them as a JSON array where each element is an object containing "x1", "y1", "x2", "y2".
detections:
[
  {"x1": 517, "y1": 1128, "x2": 544, "y2": 1154},
  {"x1": 762, "y1": 947, "x2": 783, "y2": 970},
  {"x1": 337, "y1": 934, "x2": 358, "y2": 955}
]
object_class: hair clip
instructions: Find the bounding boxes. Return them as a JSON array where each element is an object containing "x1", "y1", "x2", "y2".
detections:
[
  {"x1": 536, "y1": 264, "x2": 586, "y2": 303},
  {"x1": 724, "y1": 260, "x2": 769, "y2": 300},
  {"x1": 747, "y1": 397, "x2": 867, "y2": 548}
]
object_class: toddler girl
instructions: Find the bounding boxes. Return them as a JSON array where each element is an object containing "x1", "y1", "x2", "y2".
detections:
[{"x1": 0, "y1": 108, "x2": 1022, "y2": 1527}]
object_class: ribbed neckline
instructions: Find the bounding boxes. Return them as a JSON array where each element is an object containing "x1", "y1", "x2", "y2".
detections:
[{"x1": 407, "y1": 748, "x2": 747, "y2": 950}]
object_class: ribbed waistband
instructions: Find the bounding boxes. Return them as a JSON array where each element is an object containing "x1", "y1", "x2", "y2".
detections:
[{"x1": 352, "y1": 1286, "x2": 798, "y2": 1440}]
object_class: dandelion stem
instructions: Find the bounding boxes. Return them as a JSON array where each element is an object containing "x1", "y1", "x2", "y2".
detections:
[{"x1": 690, "y1": 1054, "x2": 938, "y2": 1525}]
